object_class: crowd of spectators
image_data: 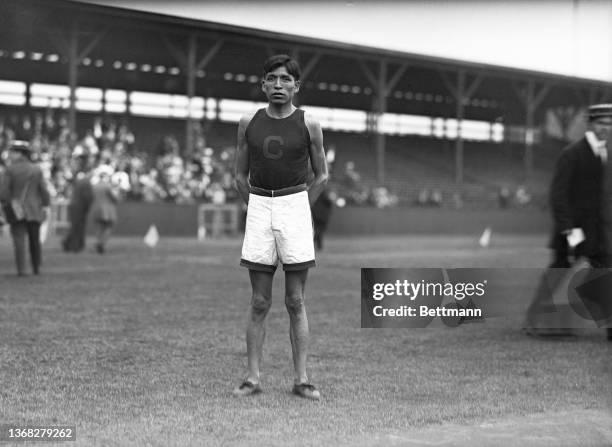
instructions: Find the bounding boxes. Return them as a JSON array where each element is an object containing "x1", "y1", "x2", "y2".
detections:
[
  {"x1": 0, "y1": 109, "x2": 437, "y2": 213},
  {"x1": 0, "y1": 110, "x2": 400, "y2": 209},
  {"x1": 332, "y1": 159, "x2": 399, "y2": 208},
  {"x1": 0, "y1": 109, "x2": 238, "y2": 205},
  {"x1": 1, "y1": 110, "x2": 536, "y2": 211}
]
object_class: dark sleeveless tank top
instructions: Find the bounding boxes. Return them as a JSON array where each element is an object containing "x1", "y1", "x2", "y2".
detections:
[{"x1": 245, "y1": 108, "x2": 311, "y2": 190}]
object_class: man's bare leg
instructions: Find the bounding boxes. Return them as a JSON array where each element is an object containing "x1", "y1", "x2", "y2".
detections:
[
  {"x1": 234, "y1": 269, "x2": 273, "y2": 396},
  {"x1": 285, "y1": 269, "x2": 319, "y2": 400}
]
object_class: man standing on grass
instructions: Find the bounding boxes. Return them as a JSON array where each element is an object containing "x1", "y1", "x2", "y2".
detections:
[
  {"x1": 233, "y1": 54, "x2": 328, "y2": 400},
  {"x1": 62, "y1": 154, "x2": 93, "y2": 253},
  {"x1": 523, "y1": 104, "x2": 612, "y2": 340},
  {"x1": 0, "y1": 141, "x2": 50, "y2": 276}
]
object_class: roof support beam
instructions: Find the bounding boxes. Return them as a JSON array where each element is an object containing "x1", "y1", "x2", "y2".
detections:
[
  {"x1": 196, "y1": 39, "x2": 224, "y2": 72},
  {"x1": 55, "y1": 20, "x2": 109, "y2": 138},
  {"x1": 359, "y1": 60, "x2": 378, "y2": 89},
  {"x1": 185, "y1": 34, "x2": 197, "y2": 158},
  {"x1": 163, "y1": 37, "x2": 187, "y2": 69},
  {"x1": 78, "y1": 29, "x2": 109, "y2": 62},
  {"x1": 163, "y1": 34, "x2": 224, "y2": 154},
  {"x1": 66, "y1": 22, "x2": 108, "y2": 138},
  {"x1": 438, "y1": 69, "x2": 485, "y2": 188},
  {"x1": 300, "y1": 52, "x2": 322, "y2": 81},
  {"x1": 512, "y1": 79, "x2": 552, "y2": 109},
  {"x1": 277, "y1": 50, "x2": 323, "y2": 106},
  {"x1": 455, "y1": 69, "x2": 466, "y2": 187},
  {"x1": 375, "y1": 59, "x2": 388, "y2": 184},
  {"x1": 551, "y1": 105, "x2": 581, "y2": 141},
  {"x1": 512, "y1": 79, "x2": 552, "y2": 184},
  {"x1": 386, "y1": 62, "x2": 409, "y2": 95},
  {"x1": 185, "y1": 35, "x2": 224, "y2": 155},
  {"x1": 68, "y1": 22, "x2": 78, "y2": 138},
  {"x1": 439, "y1": 70, "x2": 484, "y2": 101},
  {"x1": 359, "y1": 59, "x2": 409, "y2": 184},
  {"x1": 164, "y1": 33, "x2": 225, "y2": 71}
]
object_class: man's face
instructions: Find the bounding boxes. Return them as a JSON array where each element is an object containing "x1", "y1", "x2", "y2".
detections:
[
  {"x1": 261, "y1": 66, "x2": 299, "y2": 104},
  {"x1": 590, "y1": 117, "x2": 612, "y2": 141},
  {"x1": 9, "y1": 150, "x2": 23, "y2": 162}
]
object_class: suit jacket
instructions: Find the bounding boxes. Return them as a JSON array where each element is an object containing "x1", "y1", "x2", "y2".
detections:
[
  {"x1": 69, "y1": 172, "x2": 94, "y2": 221},
  {"x1": 0, "y1": 166, "x2": 6, "y2": 223},
  {"x1": 0, "y1": 158, "x2": 51, "y2": 223},
  {"x1": 549, "y1": 136, "x2": 605, "y2": 261},
  {"x1": 90, "y1": 181, "x2": 118, "y2": 223}
]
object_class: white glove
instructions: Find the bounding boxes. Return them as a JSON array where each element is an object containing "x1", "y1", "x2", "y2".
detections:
[{"x1": 566, "y1": 228, "x2": 585, "y2": 248}]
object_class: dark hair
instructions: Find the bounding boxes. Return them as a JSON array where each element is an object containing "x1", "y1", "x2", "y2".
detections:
[{"x1": 263, "y1": 54, "x2": 301, "y2": 81}]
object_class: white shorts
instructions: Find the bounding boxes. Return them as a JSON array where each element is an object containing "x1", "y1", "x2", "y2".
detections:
[{"x1": 240, "y1": 185, "x2": 315, "y2": 273}]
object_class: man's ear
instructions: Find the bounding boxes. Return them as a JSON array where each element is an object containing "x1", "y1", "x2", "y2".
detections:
[{"x1": 295, "y1": 80, "x2": 300, "y2": 93}]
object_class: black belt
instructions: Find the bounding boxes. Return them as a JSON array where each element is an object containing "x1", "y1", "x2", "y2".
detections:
[{"x1": 250, "y1": 183, "x2": 307, "y2": 197}]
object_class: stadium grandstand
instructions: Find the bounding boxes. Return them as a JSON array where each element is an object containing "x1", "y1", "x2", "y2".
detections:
[{"x1": 0, "y1": 0, "x2": 611, "y2": 220}]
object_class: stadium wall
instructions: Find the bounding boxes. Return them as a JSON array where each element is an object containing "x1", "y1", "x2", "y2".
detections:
[
  {"x1": 112, "y1": 202, "x2": 199, "y2": 236},
  {"x1": 326, "y1": 207, "x2": 550, "y2": 235},
  {"x1": 108, "y1": 202, "x2": 550, "y2": 237}
]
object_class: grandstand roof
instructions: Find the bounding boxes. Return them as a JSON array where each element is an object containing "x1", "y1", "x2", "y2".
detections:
[{"x1": 0, "y1": 0, "x2": 611, "y2": 123}]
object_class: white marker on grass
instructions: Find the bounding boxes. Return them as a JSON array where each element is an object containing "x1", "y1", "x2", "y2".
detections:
[
  {"x1": 144, "y1": 224, "x2": 160, "y2": 248},
  {"x1": 479, "y1": 227, "x2": 492, "y2": 248}
]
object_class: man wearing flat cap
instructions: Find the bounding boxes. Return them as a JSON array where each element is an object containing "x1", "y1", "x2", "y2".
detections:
[
  {"x1": 523, "y1": 104, "x2": 612, "y2": 340},
  {"x1": 0, "y1": 141, "x2": 51, "y2": 276}
]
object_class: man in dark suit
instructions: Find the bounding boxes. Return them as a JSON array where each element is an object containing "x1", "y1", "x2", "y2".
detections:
[
  {"x1": 90, "y1": 165, "x2": 120, "y2": 254},
  {"x1": 523, "y1": 104, "x2": 612, "y2": 340},
  {"x1": 597, "y1": 105, "x2": 612, "y2": 341},
  {"x1": 0, "y1": 141, "x2": 51, "y2": 276},
  {"x1": 62, "y1": 155, "x2": 93, "y2": 253},
  {"x1": 0, "y1": 161, "x2": 6, "y2": 231},
  {"x1": 311, "y1": 188, "x2": 333, "y2": 251}
]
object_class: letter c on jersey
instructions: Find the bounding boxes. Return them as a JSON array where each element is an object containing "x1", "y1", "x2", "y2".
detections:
[{"x1": 263, "y1": 136, "x2": 284, "y2": 160}]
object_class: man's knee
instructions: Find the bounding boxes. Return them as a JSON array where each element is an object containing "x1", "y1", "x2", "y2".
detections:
[
  {"x1": 285, "y1": 292, "x2": 305, "y2": 314},
  {"x1": 251, "y1": 292, "x2": 272, "y2": 315}
]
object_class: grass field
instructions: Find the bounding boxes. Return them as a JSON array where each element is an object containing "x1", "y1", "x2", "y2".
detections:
[{"x1": 0, "y1": 232, "x2": 611, "y2": 446}]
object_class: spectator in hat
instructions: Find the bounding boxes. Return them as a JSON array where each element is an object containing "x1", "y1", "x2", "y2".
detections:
[
  {"x1": 523, "y1": 103, "x2": 612, "y2": 340},
  {"x1": 62, "y1": 154, "x2": 94, "y2": 253},
  {"x1": 0, "y1": 141, "x2": 51, "y2": 276},
  {"x1": 89, "y1": 164, "x2": 120, "y2": 254}
]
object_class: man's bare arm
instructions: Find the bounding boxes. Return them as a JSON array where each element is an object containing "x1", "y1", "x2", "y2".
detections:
[
  {"x1": 305, "y1": 113, "x2": 329, "y2": 206},
  {"x1": 234, "y1": 114, "x2": 254, "y2": 205}
]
